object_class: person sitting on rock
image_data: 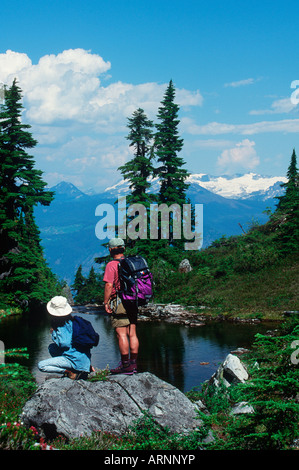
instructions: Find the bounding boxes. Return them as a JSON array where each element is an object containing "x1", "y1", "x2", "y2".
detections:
[{"x1": 38, "y1": 296, "x2": 91, "y2": 380}]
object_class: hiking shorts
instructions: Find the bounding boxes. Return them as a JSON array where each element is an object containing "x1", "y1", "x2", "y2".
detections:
[{"x1": 110, "y1": 296, "x2": 138, "y2": 328}]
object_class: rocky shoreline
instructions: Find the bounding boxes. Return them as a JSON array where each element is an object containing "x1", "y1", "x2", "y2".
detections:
[{"x1": 76, "y1": 302, "x2": 264, "y2": 327}]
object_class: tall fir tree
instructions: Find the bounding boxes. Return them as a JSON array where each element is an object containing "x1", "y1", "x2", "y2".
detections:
[
  {"x1": 0, "y1": 79, "x2": 58, "y2": 308},
  {"x1": 117, "y1": 108, "x2": 155, "y2": 244},
  {"x1": 72, "y1": 265, "x2": 85, "y2": 296},
  {"x1": 154, "y1": 80, "x2": 189, "y2": 206},
  {"x1": 118, "y1": 108, "x2": 155, "y2": 207},
  {"x1": 152, "y1": 80, "x2": 190, "y2": 247},
  {"x1": 276, "y1": 148, "x2": 299, "y2": 212},
  {"x1": 273, "y1": 148, "x2": 299, "y2": 253}
]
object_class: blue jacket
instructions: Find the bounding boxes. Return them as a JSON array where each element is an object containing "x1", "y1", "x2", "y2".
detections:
[{"x1": 51, "y1": 319, "x2": 91, "y2": 372}]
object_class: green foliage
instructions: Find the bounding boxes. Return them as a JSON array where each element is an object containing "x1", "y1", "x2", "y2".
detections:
[
  {"x1": 52, "y1": 430, "x2": 122, "y2": 450},
  {"x1": 112, "y1": 411, "x2": 208, "y2": 450},
  {"x1": 72, "y1": 265, "x2": 104, "y2": 304},
  {"x1": 0, "y1": 422, "x2": 41, "y2": 450},
  {"x1": 0, "y1": 362, "x2": 36, "y2": 424},
  {"x1": 0, "y1": 306, "x2": 21, "y2": 320},
  {"x1": 87, "y1": 365, "x2": 110, "y2": 382}
]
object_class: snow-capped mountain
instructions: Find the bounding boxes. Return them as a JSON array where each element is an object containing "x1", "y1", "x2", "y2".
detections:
[
  {"x1": 187, "y1": 173, "x2": 286, "y2": 200},
  {"x1": 104, "y1": 173, "x2": 286, "y2": 201}
]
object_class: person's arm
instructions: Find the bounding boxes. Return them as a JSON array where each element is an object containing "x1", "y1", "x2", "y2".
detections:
[
  {"x1": 104, "y1": 282, "x2": 113, "y2": 313},
  {"x1": 52, "y1": 322, "x2": 72, "y2": 349}
]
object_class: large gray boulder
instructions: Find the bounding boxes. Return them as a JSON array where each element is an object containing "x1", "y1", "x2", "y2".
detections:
[{"x1": 21, "y1": 372, "x2": 202, "y2": 440}]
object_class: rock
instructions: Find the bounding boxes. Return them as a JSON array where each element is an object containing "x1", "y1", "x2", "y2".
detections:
[
  {"x1": 178, "y1": 259, "x2": 192, "y2": 273},
  {"x1": 209, "y1": 353, "x2": 249, "y2": 388},
  {"x1": 230, "y1": 401, "x2": 254, "y2": 415},
  {"x1": 139, "y1": 303, "x2": 206, "y2": 326},
  {"x1": 21, "y1": 372, "x2": 202, "y2": 440},
  {"x1": 230, "y1": 347, "x2": 250, "y2": 356},
  {"x1": 194, "y1": 399, "x2": 209, "y2": 414}
]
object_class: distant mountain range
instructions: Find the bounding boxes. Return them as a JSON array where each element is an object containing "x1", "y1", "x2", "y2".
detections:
[
  {"x1": 34, "y1": 173, "x2": 286, "y2": 284},
  {"x1": 104, "y1": 172, "x2": 287, "y2": 201}
]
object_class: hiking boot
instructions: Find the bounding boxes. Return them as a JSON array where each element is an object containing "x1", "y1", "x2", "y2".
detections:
[
  {"x1": 63, "y1": 370, "x2": 88, "y2": 380},
  {"x1": 110, "y1": 361, "x2": 134, "y2": 375},
  {"x1": 74, "y1": 371, "x2": 89, "y2": 380},
  {"x1": 130, "y1": 359, "x2": 138, "y2": 374},
  {"x1": 63, "y1": 370, "x2": 77, "y2": 380}
]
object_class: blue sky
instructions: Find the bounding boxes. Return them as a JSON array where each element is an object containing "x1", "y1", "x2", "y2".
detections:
[{"x1": 1, "y1": 0, "x2": 299, "y2": 192}]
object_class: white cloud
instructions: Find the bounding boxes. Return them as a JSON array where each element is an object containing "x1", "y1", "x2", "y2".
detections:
[
  {"x1": 217, "y1": 139, "x2": 260, "y2": 173},
  {"x1": 0, "y1": 49, "x2": 202, "y2": 129},
  {"x1": 181, "y1": 117, "x2": 299, "y2": 135},
  {"x1": 176, "y1": 88, "x2": 203, "y2": 107},
  {"x1": 0, "y1": 49, "x2": 112, "y2": 124},
  {"x1": 250, "y1": 97, "x2": 297, "y2": 115},
  {"x1": 0, "y1": 50, "x2": 32, "y2": 78},
  {"x1": 224, "y1": 78, "x2": 256, "y2": 88}
]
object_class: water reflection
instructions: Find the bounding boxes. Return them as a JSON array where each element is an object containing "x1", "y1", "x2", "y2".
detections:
[{"x1": 0, "y1": 307, "x2": 273, "y2": 392}]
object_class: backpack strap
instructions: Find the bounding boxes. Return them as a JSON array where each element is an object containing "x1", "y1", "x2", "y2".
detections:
[{"x1": 111, "y1": 257, "x2": 123, "y2": 298}]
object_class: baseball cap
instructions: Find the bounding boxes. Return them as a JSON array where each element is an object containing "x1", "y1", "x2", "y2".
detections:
[{"x1": 108, "y1": 237, "x2": 125, "y2": 248}]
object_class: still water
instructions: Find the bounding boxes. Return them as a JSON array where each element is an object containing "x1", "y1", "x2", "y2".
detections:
[{"x1": 0, "y1": 306, "x2": 273, "y2": 392}]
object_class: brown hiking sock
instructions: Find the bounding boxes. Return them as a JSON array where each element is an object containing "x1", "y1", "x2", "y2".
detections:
[{"x1": 121, "y1": 354, "x2": 130, "y2": 365}]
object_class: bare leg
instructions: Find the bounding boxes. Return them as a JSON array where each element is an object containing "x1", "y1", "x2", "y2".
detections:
[
  {"x1": 126, "y1": 324, "x2": 139, "y2": 354},
  {"x1": 115, "y1": 326, "x2": 130, "y2": 356}
]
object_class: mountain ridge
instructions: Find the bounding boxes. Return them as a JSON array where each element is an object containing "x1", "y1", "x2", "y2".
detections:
[
  {"x1": 99, "y1": 172, "x2": 286, "y2": 201},
  {"x1": 49, "y1": 172, "x2": 286, "y2": 201}
]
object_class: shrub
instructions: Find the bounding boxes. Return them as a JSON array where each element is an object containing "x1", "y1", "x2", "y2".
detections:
[
  {"x1": 0, "y1": 422, "x2": 40, "y2": 450},
  {"x1": 112, "y1": 411, "x2": 208, "y2": 450}
]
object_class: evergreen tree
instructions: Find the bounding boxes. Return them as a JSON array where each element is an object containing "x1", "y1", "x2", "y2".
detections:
[
  {"x1": 273, "y1": 149, "x2": 299, "y2": 253},
  {"x1": 276, "y1": 148, "x2": 299, "y2": 212},
  {"x1": 72, "y1": 265, "x2": 102, "y2": 304},
  {"x1": 0, "y1": 79, "x2": 57, "y2": 307},
  {"x1": 85, "y1": 266, "x2": 101, "y2": 303},
  {"x1": 72, "y1": 265, "x2": 86, "y2": 297},
  {"x1": 154, "y1": 80, "x2": 189, "y2": 205},
  {"x1": 118, "y1": 108, "x2": 155, "y2": 206},
  {"x1": 117, "y1": 108, "x2": 155, "y2": 244},
  {"x1": 152, "y1": 80, "x2": 190, "y2": 247}
]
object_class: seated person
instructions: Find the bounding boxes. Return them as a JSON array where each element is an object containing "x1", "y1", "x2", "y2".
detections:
[{"x1": 38, "y1": 296, "x2": 91, "y2": 380}]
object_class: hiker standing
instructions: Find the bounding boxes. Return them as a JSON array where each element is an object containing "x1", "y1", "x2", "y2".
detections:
[
  {"x1": 103, "y1": 238, "x2": 139, "y2": 375},
  {"x1": 38, "y1": 296, "x2": 92, "y2": 380}
]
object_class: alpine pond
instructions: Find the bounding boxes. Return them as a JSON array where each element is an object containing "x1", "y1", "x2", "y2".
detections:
[{"x1": 0, "y1": 305, "x2": 274, "y2": 392}]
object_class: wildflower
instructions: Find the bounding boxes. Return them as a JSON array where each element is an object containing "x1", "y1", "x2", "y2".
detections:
[{"x1": 30, "y1": 426, "x2": 38, "y2": 435}]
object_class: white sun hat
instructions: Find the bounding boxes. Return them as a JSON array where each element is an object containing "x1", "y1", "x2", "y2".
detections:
[{"x1": 47, "y1": 296, "x2": 72, "y2": 317}]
